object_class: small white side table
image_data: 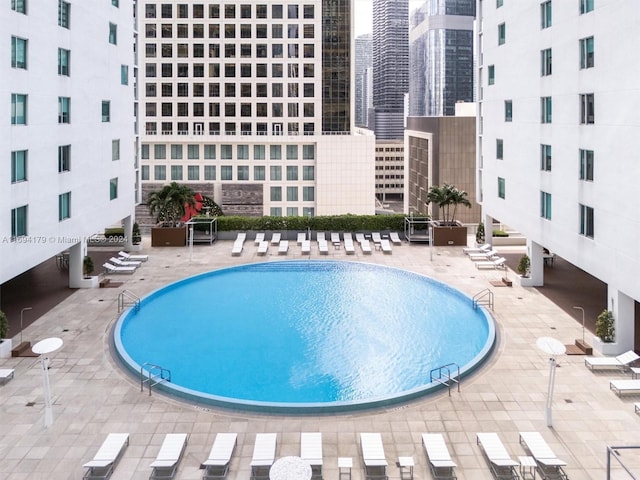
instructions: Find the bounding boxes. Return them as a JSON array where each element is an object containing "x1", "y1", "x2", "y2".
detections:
[
  {"x1": 398, "y1": 456, "x2": 414, "y2": 480},
  {"x1": 630, "y1": 367, "x2": 640, "y2": 379},
  {"x1": 518, "y1": 455, "x2": 537, "y2": 480},
  {"x1": 338, "y1": 457, "x2": 352, "y2": 480}
]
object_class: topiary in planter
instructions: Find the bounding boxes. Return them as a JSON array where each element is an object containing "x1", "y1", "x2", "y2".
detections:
[
  {"x1": 83, "y1": 255, "x2": 94, "y2": 278},
  {"x1": 517, "y1": 254, "x2": 531, "y2": 277},
  {"x1": 595, "y1": 309, "x2": 615, "y2": 343},
  {"x1": 0, "y1": 310, "x2": 8, "y2": 340},
  {"x1": 475, "y1": 222, "x2": 485, "y2": 245}
]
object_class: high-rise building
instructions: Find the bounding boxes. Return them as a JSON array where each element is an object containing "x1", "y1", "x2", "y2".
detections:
[
  {"x1": 409, "y1": 0, "x2": 475, "y2": 116},
  {"x1": 477, "y1": 0, "x2": 640, "y2": 353},
  {"x1": 138, "y1": 0, "x2": 375, "y2": 217},
  {"x1": 1, "y1": 0, "x2": 137, "y2": 288},
  {"x1": 372, "y1": 0, "x2": 409, "y2": 140},
  {"x1": 354, "y1": 33, "x2": 372, "y2": 128}
]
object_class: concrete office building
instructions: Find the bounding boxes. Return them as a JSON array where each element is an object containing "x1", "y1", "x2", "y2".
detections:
[
  {"x1": 138, "y1": 0, "x2": 375, "y2": 217},
  {"x1": 477, "y1": 0, "x2": 640, "y2": 353},
  {"x1": 372, "y1": 0, "x2": 409, "y2": 140},
  {"x1": 409, "y1": 0, "x2": 475, "y2": 116},
  {"x1": 1, "y1": 0, "x2": 137, "y2": 289},
  {"x1": 375, "y1": 140, "x2": 404, "y2": 203},
  {"x1": 354, "y1": 33, "x2": 372, "y2": 128}
]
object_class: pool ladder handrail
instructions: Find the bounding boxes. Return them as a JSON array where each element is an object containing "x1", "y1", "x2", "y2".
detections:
[
  {"x1": 429, "y1": 363, "x2": 460, "y2": 396},
  {"x1": 472, "y1": 288, "x2": 494, "y2": 311},
  {"x1": 118, "y1": 290, "x2": 140, "y2": 313},
  {"x1": 140, "y1": 363, "x2": 171, "y2": 396}
]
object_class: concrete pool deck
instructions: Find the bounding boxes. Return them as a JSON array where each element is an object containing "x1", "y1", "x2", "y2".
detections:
[{"x1": 1, "y1": 238, "x2": 639, "y2": 479}]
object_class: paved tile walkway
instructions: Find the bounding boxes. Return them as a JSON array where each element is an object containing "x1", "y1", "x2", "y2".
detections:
[{"x1": 1, "y1": 237, "x2": 639, "y2": 479}]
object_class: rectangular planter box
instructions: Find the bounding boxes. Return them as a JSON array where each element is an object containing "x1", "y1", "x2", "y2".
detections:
[
  {"x1": 432, "y1": 224, "x2": 467, "y2": 246},
  {"x1": 151, "y1": 226, "x2": 187, "y2": 246}
]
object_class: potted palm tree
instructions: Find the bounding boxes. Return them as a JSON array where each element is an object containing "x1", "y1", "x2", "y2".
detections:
[
  {"x1": 593, "y1": 309, "x2": 618, "y2": 355},
  {"x1": 426, "y1": 184, "x2": 471, "y2": 246},
  {"x1": 148, "y1": 182, "x2": 195, "y2": 246}
]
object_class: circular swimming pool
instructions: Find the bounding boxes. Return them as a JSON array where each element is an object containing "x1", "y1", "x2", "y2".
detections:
[{"x1": 114, "y1": 261, "x2": 495, "y2": 412}]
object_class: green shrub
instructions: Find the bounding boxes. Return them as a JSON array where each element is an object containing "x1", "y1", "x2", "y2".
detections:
[
  {"x1": 104, "y1": 227, "x2": 125, "y2": 238},
  {"x1": 0, "y1": 310, "x2": 8, "y2": 339},
  {"x1": 595, "y1": 309, "x2": 615, "y2": 343},
  {"x1": 492, "y1": 229, "x2": 509, "y2": 237},
  {"x1": 211, "y1": 214, "x2": 407, "y2": 232},
  {"x1": 475, "y1": 222, "x2": 485, "y2": 244},
  {"x1": 517, "y1": 254, "x2": 530, "y2": 277}
]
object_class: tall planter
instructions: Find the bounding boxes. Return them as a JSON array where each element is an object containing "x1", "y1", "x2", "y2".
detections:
[
  {"x1": 151, "y1": 226, "x2": 187, "y2": 246},
  {"x1": 432, "y1": 222, "x2": 468, "y2": 246}
]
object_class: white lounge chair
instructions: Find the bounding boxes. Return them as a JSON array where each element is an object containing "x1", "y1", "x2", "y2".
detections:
[
  {"x1": 297, "y1": 232, "x2": 307, "y2": 245},
  {"x1": 360, "y1": 239, "x2": 372, "y2": 254},
  {"x1": 468, "y1": 249, "x2": 499, "y2": 261},
  {"x1": 463, "y1": 243, "x2": 491, "y2": 254},
  {"x1": 331, "y1": 232, "x2": 341, "y2": 247},
  {"x1": 231, "y1": 240, "x2": 243, "y2": 256},
  {"x1": 476, "y1": 433, "x2": 519, "y2": 480},
  {"x1": 476, "y1": 257, "x2": 507, "y2": 269},
  {"x1": 257, "y1": 241, "x2": 269, "y2": 255},
  {"x1": 103, "y1": 262, "x2": 136, "y2": 274},
  {"x1": 371, "y1": 232, "x2": 382, "y2": 245},
  {"x1": 360, "y1": 433, "x2": 388, "y2": 480},
  {"x1": 518, "y1": 432, "x2": 568, "y2": 480},
  {"x1": 119, "y1": 251, "x2": 148, "y2": 262},
  {"x1": 271, "y1": 232, "x2": 281, "y2": 245},
  {"x1": 344, "y1": 237, "x2": 356, "y2": 255},
  {"x1": 254, "y1": 232, "x2": 265, "y2": 245},
  {"x1": 301, "y1": 432, "x2": 323, "y2": 480},
  {"x1": 317, "y1": 231, "x2": 326, "y2": 241},
  {"x1": 250, "y1": 433, "x2": 277, "y2": 480},
  {"x1": 201, "y1": 433, "x2": 237, "y2": 480},
  {"x1": 584, "y1": 350, "x2": 639, "y2": 371},
  {"x1": 355, "y1": 233, "x2": 366, "y2": 244},
  {"x1": 318, "y1": 239, "x2": 329, "y2": 255},
  {"x1": 278, "y1": 240, "x2": 289, "y2": 255},
  {"x1": 110, "y1": 257, "x2": 141, "y2": 268},
  {"x1": 301, "y1": 240, "x2": 311, "y2": 254},
  {"x1": 380, "y1": 239, "x2": 392, "y2": 254},
  {"x1": 389, "y1": 232, "x2": 402, "y2": 245},
  {"x1": 610, "y1": 379, "x2": 640, "y2": 396},
  {"x1": 0, "y1": 368, "x2": 15, "y2": 385},
  {"x1": 149, "y1": 433, "x2": 188, "y2": 480},
  {"x1": 83, "y1": 433, "x2": 129, "y2": 479},
  {"x1": 422, "y1": 433, "x2": 457, "y2": 480},
  {"x1": 635, "y1": 403, "x2": 640, "y2": 415}
]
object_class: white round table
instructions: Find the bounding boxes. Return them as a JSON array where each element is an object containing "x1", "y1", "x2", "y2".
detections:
[{"x1": 269, "y1": 456, "x2": 312, "y2": 480}]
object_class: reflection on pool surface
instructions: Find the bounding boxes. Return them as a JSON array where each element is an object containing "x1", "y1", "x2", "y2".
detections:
[{"x1": 114, "y1": 261, "x2": 495, "y2": 412}]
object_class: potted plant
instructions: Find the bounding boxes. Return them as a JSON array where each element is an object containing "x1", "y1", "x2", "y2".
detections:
[
  {"x1": 83, "y1": 255, "x2": 94, "y2": 278},
  {"x1": 426, "y1": 184, "x2": 471, "y2": 246},
  {"x1": 595, "y1": 309, "x2": 615, "y2": 343},
  {"x1": 475, "y1": 221, "x2": 485, "y2": 245},
  {"x1": 132, "y1": 222, "x2": 142, "y2": 245},
  {"x1": 0, "y1": 310, "x2": 11, "y2": 358},
  {"x1": 148, "y1": 182, "x2": 195, "y2": 246},
  {"x1": 517, "y1": 254, "x2": 531, "y2": 278}
]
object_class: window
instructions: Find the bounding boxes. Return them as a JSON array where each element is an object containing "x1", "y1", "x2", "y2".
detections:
[
  {"x1": 141, "y1": 165, "x2": 150, "y2": 180},
  {"x1": 112, "y1": 0, "x2": 119, "y2": 6},
  {"x1": 154, "y1": 165, "x2": 166, "y2": 180},
  {"x1": 580, "y1": 93, "x2": 594, "y2": 124},
  {"x1": 109, "y1": 177, "x2": 118, "y2": 200},
  {"x1": 220, "y1": 145, "x2": 232, "y2": 159},
  {"x1": 286, "y1": 166, "x2": 298, "y2": 180},
  {"x1": 171, "y1": 144, "x2": 183, "y2": 159},
  {"x1": 270, "y1": 145, "x2": 282, "y2": 160},
  {"x1": 171, "y1": 165, "x2": 183, "y2": 180},
  {"x1": 141, "y1": 144, "x2": 150, "y2": 159},
  {"x1": 58, "y1": 0, "x2": 70, "y2": 28},
  {"x1": 498, "y1": 23, "x2": 505, "y2": 45},
  {"x1": 541, "y1": 144, "x2": 552, "y2": 171},
  {"x1": 580, "y1": 37, "x2": 594, "y2": 69},
  {"x1": 11, "y1": 0, "x2": 27, "y2": 14},
  {"x1": 237, "y1": 145, "x2": 249, "y2": 159},
  {"x1": 112, "y1": 140, "x2": 120, "y2": 160},
  {"x1": 286, "y1": 186, "x2": 298, "y2": 201},
  {"x1": 109, "y1": 23, "x2": 117, "y2": 44},
  {"x1": 121, "y1": 65, "x2": 128, "y2": 85},
  {"x1": 221, "y1": 165, "x2": 232, "y2": 180},
  {"x1": 58, "y1": 48, "x2": 70, "y2": 76},
  {"x1": 496, "y1": 0, "x2": 503, "y2": 6},
  {"x1": 154, "y1": 144, "x2": 166, "y2": 159},
  {"x1": 302, "y1": 145, "x2": 315, "y2": 159},
  {"x1": 270, "y1": 166, "x2": 282, "y2": 181},
  {"x1": 11, "y1": 150, "x2": 27, "y2": 183},
  {"x1": 579, "y1": 149, "x2": 594, "y2": 180},
  {"x1": 11, "y1": 37, "x2": 27, "y2": 69},
  {"x1": 237, "y1": 165, "x2": 249, "y2": 180},
  {"x1": 58, "y1": 145, "x2": 70, "y2": 172},
  {"x1": 488, "y1": 65, "x2": 495, "y2": 85},
  {"x1": 101, "y1": 101, "x2": 110, "y2": 122},
  {"x1": 540, "y1": 192, "x2": 552, "y2": 220},
  {"x1": 540, "y1": 1, "x2": 552, "y2": 28},
  {"x1": 204, "y1": 145, "x2": 216, "y2": 159},
  {"x1": 541, "y1": 97, "x2": 552, "y2": 123},
  {"x1": 254, "y1": 166, "x2": 265, "y2": 180},
  {"x1": 58, "y1": 97, "x2": 70, "y2": 123},
  {"x1": 270, "y1": 186, "x2": 282, "y2": 201},
  {"x1": 288, "y1": 4, "x2": 298, "y2": 18},
  {"x1": 187, "y1": 165, "x2": 200, "y2": 181},
  {"x1": 204, "y1": 165, "x2": 216, "y2": 180},
  {"x1": 270, "y1": 207, "x2": 282, "y2": 216},
  {"x1": 286, "y1": 145, "x2": 298, "y2": 160},
  {"x1": 11, "y1": 205, "x2": 28, "y2": 238},
  {"x1": 580, "y1": 0, "x2": 594, "y2": 14},
  {"x1": 302, "y1": 166, "x2": 314, "y2": 180},
  {"x1": 187, "y1": 145, "x2": 199, "y2": 159},
  {"x1": 303, "y1": 186, "x2": 314, "y2": 201},
  {"x1": 498, "y1": 177, "x2": 505, "y2": 199},
  {"x1": 541, "y1": 48, "x2": 552, "y2": 76},
  {"x1": 11, "y1": 94, "x2": 27, "y2": 124},
  {"x1": 272, "y1": 4, "x2": 283, "y2": 18},
  {"x1": 504, "y1": 100, "x2": 512, "y2": 122},
  {"x1": 579, "y1": 204, "x2": 594, "y2": 238},
  {"x1": 254, "y1": 145, "x2": 265, "y2": 160},
  {"x1": 496, "y1": 139, "x2": 503, "y2": 160},
  {"x1": 59, "y1": 192, "x2": 71, "y2": 221}
]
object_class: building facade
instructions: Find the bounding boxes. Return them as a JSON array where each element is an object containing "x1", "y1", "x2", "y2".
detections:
[
  {"x1": 375, "y1": 140, "x2": 404, "y2": 202},
  {"x1": 1, "y1": 0, "x2": 137, "y2": 287},
  {"x1": 354, "y1": 33, "x2": 372, "y2": 128},
  {"x1": 138, "y1": 0, "x2": 375, "y2": 218},
  {"x1": 477, "y1": 0, "x2": 640, "y2": 353},
  {"x1": 409, "y1": 0, "x2": 475, "y2": 117},
  {"x1": 372, "y1": 0, "x2": 409, "y2": 140}
]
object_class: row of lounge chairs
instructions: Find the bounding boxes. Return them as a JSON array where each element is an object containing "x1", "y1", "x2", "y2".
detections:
[
  {"x1": 464, "y1": 243, "x2": 507, "y2": 269},
  {"x1": 583, "y1": 349, "x2": 640, "y2": 398},
  {"x1": 102, "y1": 251, "x2": 149, "y2": 274},
  {"x1": 82, "y1": 429, "x2": 570, "y2": 480}
]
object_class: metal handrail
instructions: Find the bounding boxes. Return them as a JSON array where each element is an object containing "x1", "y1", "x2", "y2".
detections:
[
  {"x1": 118, "y1": 290, "x2": 140, "y2": 313},
  {"x1": 473, "y1": 288, "x2": 494, "y2": 311},
  {"x1": 140, "y1": 363, "x2": 171, "y2": 396},
  {"x1": 607, "y1": 445, "x2": 640, "y2": 479},
  {"x1": 430, "y1": 363, "x2": 460, "y2": 396}
]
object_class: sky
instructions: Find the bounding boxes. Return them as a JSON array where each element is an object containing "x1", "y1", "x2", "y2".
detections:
[{"x1": 354, "y1": 0, "x2": 424, "y2": 37}]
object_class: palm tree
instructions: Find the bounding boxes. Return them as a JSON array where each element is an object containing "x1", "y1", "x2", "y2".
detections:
[
  {"x1": 426, "y1": 184, "x2": 450, "y2": 223},
  {"x1": 448, "y1": 186, "x2": 471, "y2": 224},
  {"x1": 147, "y1": 182, "x2": 196, "y2": 227},
  {"x1": 426, "y1": 184, "x2": 471, "y2": 225}
]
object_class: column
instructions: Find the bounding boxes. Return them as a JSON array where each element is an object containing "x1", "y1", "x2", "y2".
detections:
[
  {"x1": 123, "y1": 215, "x2": 133, "y2": 250},
  {"x1": 526, "y1": 240, "x2": 544, "y2": 287},
  {"x1": 67, "y1": 242, "x2": 84, "y2": 288},
  {"x1": 608, "y1": 287, "x2": 634, "y2": 353}
]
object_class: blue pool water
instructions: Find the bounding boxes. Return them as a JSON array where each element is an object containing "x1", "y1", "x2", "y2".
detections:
[{"x1": 114, "y1": 261, "x2": 495, "y2": 412}]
